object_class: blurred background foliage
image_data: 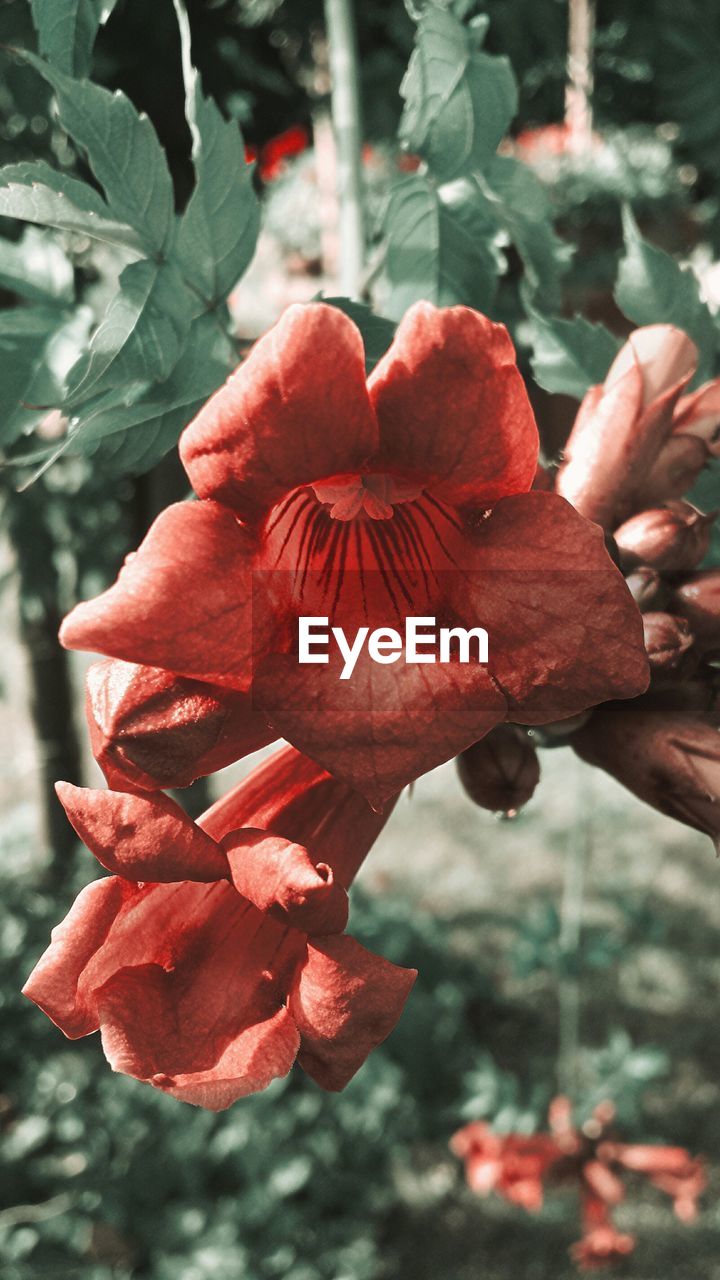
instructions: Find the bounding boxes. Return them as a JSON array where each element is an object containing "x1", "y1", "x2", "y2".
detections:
[{"x1": 2, "y1": 0, "x2": 720, "y2": 1275}]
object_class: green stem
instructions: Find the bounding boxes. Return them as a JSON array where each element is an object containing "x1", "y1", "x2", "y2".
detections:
[
  {"x1": 565, "y1": 0, "x2": 596, "y2": 154},
  {"x1": 557, "y1": 756, "x2": 591, "y2": 1097},
  {"x1": 324, "y1": 0, "x2": 365, "y2": 297}
]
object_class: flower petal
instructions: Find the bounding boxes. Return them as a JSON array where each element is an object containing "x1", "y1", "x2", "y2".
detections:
[
  {"x1": 60, "y1": 502, "x2": 256, "y2": 690},
  {"x1": 180, "y1": 304, "x2": 378, "y2": 523},
  {"x1": 368, "y1": 302, "x2": 538, "y2": 507},
  {"x1": 55, "y1": 782, "x2": 229, "y2": 882},
  {"x1": 289, "y1": 934, "x2": 416, "y2": 1090},
  {"x1": 252, "y1": 651, "x2": 507, "y2": 808},
  {"x1": 223, "y1": 829, "x2": 349, "y2": 933},
  {"x1": 86, "y1": 659, "x2": 275, "y2": 791},
  {"x1": 447, "y1": 491, "x2": 649, "y2": 722}
]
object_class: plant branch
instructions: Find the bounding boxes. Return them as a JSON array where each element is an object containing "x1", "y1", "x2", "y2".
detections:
[
  {"x1": 324, "y1": 0, "x2": 365, "y2": 297},
  {"x1": 565, "y1": 0, "x2": 596, "y2": 155},
  {"x1": 557, "y1": 756, "x2": 592, "y2": 1097}
]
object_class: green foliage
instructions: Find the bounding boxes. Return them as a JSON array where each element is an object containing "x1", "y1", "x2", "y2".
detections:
[
  {"x1": 527, "y1": 309, "x2": 620, "y2": 399},
  {"x1": 616, "y1": 207, "x2": 717, "y2": 382},
  {"x1": 0, "y1": 227, "x2": 73, "y2": 304},
  {"x1": 29, "y1": 0, "x2": 119, "y2": 78},
  {"x1": 0, "y1": 161, "x2": 145, "y2": 252},
  {"x1": 655, "y1": 0, "x2": 720, "y2": 177}
]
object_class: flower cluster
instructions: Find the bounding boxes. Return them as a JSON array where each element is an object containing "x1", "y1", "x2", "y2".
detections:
[
  {"x1": 26, "y1": 301, "x2": 651, "y2": 1107},
  {"x1": 451, "y1": 1097, "x2": 705, "y2": 1270},
  {"x1": 459, "y1": 323, "x2": 720, "y2": 848}
]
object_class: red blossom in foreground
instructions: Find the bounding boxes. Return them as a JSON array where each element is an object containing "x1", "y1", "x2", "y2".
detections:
[
  {"x1": 60, "y1": 302, "x2": 648, "y2": 807},
  {"x1": 451, "y1": 1097, "x2": 705, "y2": 1270},
  {"x1": 23, "y1": 747, "x2": 415, "y2": 1110}
]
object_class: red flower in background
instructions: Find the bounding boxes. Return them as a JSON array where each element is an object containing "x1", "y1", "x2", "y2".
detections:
[
  {"x1": 451, "y1": 1097, "x2": 705, "y2": 1271},
  {"x1": 23, "y1": 747, "x2": 415, "y2": 1110},
  {"x1": 60, "y1": 302, "x2": 648, "y2": 807},
  {"x1": 245, "y1": 124, "x2": 310, "y2": 182}
]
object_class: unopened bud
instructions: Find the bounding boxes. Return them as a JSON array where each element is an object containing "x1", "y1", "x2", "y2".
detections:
[
  {"x1": 633, "y1": 435, "x2": 708, "y2": 510},
  {"x1": 86, "y1": 658, "x2": 275, "y2": 791},
  {"x1": 457, "y1": 725, "x2": 540, "y2": 816},
  {"x1": 615, "y1": 502, "x2": 715, "y2": 573},
  {"x1": 625, "y1": 567, "x2": 667, "y2": 612},
  {"x1": 642, "y1": 612, "x2": 695, "y2": 677},
  {"x1": 671, "y1": 570, "x2": 720, "y2": 651}
]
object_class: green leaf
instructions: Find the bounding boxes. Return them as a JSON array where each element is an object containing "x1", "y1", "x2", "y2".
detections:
[
  {"x1": 527, "y1": 309, "x2": 621, "y2": 399},
  {"x1": 319, "y1": 297, "x2": 396, "y2": 372},
  {"x1": 0, "y1": 305, "x2": 69, "y2": 443},
  {"x1": 0, "y1": 227, "x2": 73, "y2": 304},
  {"x1": 63, "y1": 259, "x2": 192, "y2": 407},
  {"x1": 0, "y1": 162, "x2": 144, "y2": 251},
  {"x1": 399, "y1": 5, "x2": 517, "y2": 182},
  {"x1": 68, "y1": 313, "x2": 233, "y2": 472},
  {"x1": 30, "y1": 0, "x2": 119, "y2": 78},
  {"x1": 479, "y1": 157, "x2": 571, "y2": 310},
  {"x1": 19, "y1": 50, "x2": 174, "y2": 255},
  {"x1": 2, "y1": 305, "x2": 93, "y2": 444},
  {"x1": 616, "y1": 207, "x2": 717, "y2": 382},
  {"x1": 380, "y1": 174, "x2": 500, "y2": 319},
  {"x1": 173, "y1": 0, "x2": 260, "y2": 304}
]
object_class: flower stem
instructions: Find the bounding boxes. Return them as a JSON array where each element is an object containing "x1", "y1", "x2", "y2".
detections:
[
  {"x1": 324, "y1": 0, "x2": 365, "y2": 297},
  {"x1": 557, "y1": 756, "x2": 592, "y2": 1096},
  {"x1": 565, "y1": 0, "x2": 596, "y2": 155}
]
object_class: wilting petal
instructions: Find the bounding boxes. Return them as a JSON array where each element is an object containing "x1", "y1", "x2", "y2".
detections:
[
  {"x1": 23, "y1": 876, "x2": 135, "y2": 1037},
  {"x1": 369, "y1": 302, "x2": 538, "y2": 508},
  {"x1": 289, "y1": 934, "x2": 416, "y2": 1090},
  {"x1": 253, "y1": 651, "x2": 507, "y2": 808},
  {"x1": 223, "y1": 829, "x2": 349, "y2": 934},
  {"x1": 86, "y1": 659, "x2": 275, "y2": 791},
  {"x1": 55, "y1": 783, "x2": 229, "y2": 882},
  {"x1": 180, "y1": 304, "x2": 378, "y2": 523},
  {"x1": 448, "y1": 492, "x2": 649, "y2": 723},
  {"x1": 199, "y1": 745, "x2": 395, "y2": 885},
  {"x1": 60, "y1": 503, "x2": 256, "y2": 690}
]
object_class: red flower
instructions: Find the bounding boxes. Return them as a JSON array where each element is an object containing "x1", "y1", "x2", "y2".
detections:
[
  {"x1": 60, "y1": 302, "x2": 647, "y2": 807},
  {"x1": 23, "y1": 747, "x2": 415, "y2": 1110},
  {"x1": 452, "y1": 1097, "x2": 705, "y2": 1271}
]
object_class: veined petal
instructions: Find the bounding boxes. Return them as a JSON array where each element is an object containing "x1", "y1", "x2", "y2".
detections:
[
  {"x1": 368, "y1": 302, "x2": 538, "y2": 508},
  {"x1": 86, "y1": 659, "x2": 275, "y2": 791},
  {"x1": 252, "y1": 651, "x2": 507, "y2": 809},
  {"x1": 289, "y1": 934, "x2": 416, "y2": 1090},
  {"x1": 447, "y1": 491, "x2": 649, "y2": 723},
  {"x1": 60, "y1": 502, "x2": 257, "y2": 690},
  {"x1": 55, "y1": 783, "x2": 229, "y2": 882},
  {"x1": 180, "y1": 304, "x2": 378, "y2": 523}
]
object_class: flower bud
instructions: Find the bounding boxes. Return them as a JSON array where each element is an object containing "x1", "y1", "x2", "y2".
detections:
[
  {"x1": 625, "y1": 567, "x2": 667, "y2": 612},
  {"x1": 641, "y1": 612, "x2": 695, "y2": 678},
  {"x1": 673, "y1": 379, "x2": 720, "y2": 455},
  {"x1": 671, "y1": 571, "x2": 720, "y2": 651},
  {"x1": 86, "y1": 658, "x2": 275, "y2": 791},
  {"x1": 556, "y1": 326, "x2": 697, "y2": 530},
  {"x1": 573, "y1": 704, "x2": 720, "y2": 851},
  {"x1": 632, "y1": 435, "x2": 708, "y2": 510},
  {"x1": 614, "y1": 502, "x2": 716, "y2": 573},
  {"x1": 457, "y1": 725, "x2": 540, "y2": 816}
]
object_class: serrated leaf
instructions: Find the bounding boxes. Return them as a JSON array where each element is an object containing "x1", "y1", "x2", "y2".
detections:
[
  {"x1": 319, "y1": 297, "x2": 395, "y2": 371},
  {"x1": 19, "y1": 50, "x2": 174, "y2": 254},
  {"x1": 0, "y1": 305, "x2": 69, "y2": 443},
  {"x1": 0, "y1": 227, "x2": 73, "y2": 304},
  {"x1": 0, "y1": 162, "x2": 143, "y2": 251},
  {"x1": 380, "y1": 175, "x2": 500, "y2": 319},
  {"x1": 616, "y1": 208, "x2": 717, "y2": 383},
  {"x1": 173, "y1": 0, "x2": 260, "y2": 304},
  {"x1": 399, "y1": 5, "x2": 517, "y2": 183},
  {"x1": 479, "y1": 157, "x2": 571, "y2": 310},
  {"x1": 68, "y1": 313, "x2": 233, "y2": 472},
  {"x1": 527, "y1": 309, "x2": 620, "y2": 398},
  {"x1": 30, "y1": 0, "x2": 119, "y2": 78},
  {"x1": 63, "y1": 258, "x2": 192, "y2": 407}
]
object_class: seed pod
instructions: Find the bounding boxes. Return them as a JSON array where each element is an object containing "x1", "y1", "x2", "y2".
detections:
[
  {"x1": 615, "y1": 502, "x2": 715, "y2": 573},
  {"x1": 642, "y1": 612, "x2": 695, "y2": 678},
  {"x1": 457, "y1": 725, "x2": 540, "y2": 816},
  {"x1": 625, "y1": 567, "x2": 667, "y2": 612}
]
